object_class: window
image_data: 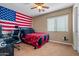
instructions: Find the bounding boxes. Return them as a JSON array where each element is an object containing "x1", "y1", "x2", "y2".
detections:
[{"x1": 47, "y1": 15, "x2": 68, "y2": 32}]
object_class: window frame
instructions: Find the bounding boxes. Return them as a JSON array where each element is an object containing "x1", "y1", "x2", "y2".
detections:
[{"x1": 47, "y1": 14, "x2": 68, "y2": 32}]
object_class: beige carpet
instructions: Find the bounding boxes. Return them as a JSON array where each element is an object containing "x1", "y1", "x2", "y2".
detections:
[{"x1": 14, "y1": 42, "x2": 79, "y2": 56}]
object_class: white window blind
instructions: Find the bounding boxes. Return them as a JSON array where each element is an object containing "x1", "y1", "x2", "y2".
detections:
[
  {"x1": 47, "y1": 18, "x2": 55, "y2": 31},
  {"x1": 47, "y1": 15, "x2": 68, "y2": 32}
]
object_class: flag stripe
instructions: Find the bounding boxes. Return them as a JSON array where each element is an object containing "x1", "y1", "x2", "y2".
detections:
[
  {"x1": 2, "y1": 25, "x2": 15, "y2": 28},
  {"x1": 2, "y1": 24, "x2": 31, "y2": 28},
  {"x1": 16, "y1": 18, "x2": 32, "y2": 23},
  {"x1": 2, "y1": 27, "x2": 15, "y2": 30},
  {"x1": 3, "y1": 29, "x2": 13, "y2": 31},
  {"x1": 15, "y1": 20, "x2": 32, "y2": 24},
  {"x1": 16, "y1": 14, "x2": 32, "y2": 19},
  {"x1": 16, "y1": 15, "x2": 32, "y2": 20},
  {"x1": 16, "y1": 12, "x2": 32, "y2": 18},
  {"x1": 0, "y1": 20, "x2": 15, "y2": 25},
  {"x1": 0, "y1": 20, "x2": 31, "y2": 26},
  {"x1": 16, "y1": 17, "x2": 32, "y2": 22},
  {"x1": 16, "y1": 18, "x2": 32, "y2": 22}
]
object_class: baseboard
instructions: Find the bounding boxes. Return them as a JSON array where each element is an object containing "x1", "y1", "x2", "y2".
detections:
[
  {"x1": 49, "y1": 40, "x2": 72, "y2": 46},
  {"x1": 72, "y1": 45, "x2": 77, "y2": 50}
]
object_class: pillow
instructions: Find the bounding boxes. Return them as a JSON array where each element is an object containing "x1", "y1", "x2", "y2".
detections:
[
  {"x1": 28, "y1": 28, "x2": 35, "y2": 33},
  {"x1": 20, "y1": 27, "x2": 35, "y2": 35}
]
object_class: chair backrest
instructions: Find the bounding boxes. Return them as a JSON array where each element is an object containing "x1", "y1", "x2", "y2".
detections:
[
  {"x1": 13, "y1": 29, "x2": 20, "y2": 36},
  {"x1": 12, "y1": 26, "x2": 21, "y2": 43},
  {"x1": 12, "y1": 26, "x2": 20, "y2": 36}
]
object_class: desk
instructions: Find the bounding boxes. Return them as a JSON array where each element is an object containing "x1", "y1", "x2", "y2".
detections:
[
  {"x1": 0, "y1": 44, "x2": 14, "y2": 56},
  {"x1": 0, "y1": 34, "x2": 14, "y2": 56}
]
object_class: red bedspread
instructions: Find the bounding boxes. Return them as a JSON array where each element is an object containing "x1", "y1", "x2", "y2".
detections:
[{"x1": 22, "y1": 32, "x2": 49, "y2": 48}]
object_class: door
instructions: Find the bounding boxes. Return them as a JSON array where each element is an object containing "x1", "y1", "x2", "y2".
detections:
[{"x1": 73, "y1": 4, "x2": 79, "y2": 52}]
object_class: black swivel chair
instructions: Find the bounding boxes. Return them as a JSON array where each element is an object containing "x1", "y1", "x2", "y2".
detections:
[
  {"x1": 12, "y1": 26, "x2": 21, "y2": 43},
  {"x1": 5, "y1": 26, "x2": 21, "y2": 50}
]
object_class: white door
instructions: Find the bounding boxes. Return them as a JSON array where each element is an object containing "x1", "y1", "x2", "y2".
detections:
[
  {"x1": 73, "y1": 4, "x2": 79, "y2": 52},
  {"x1": 77, "y1": 5, "x2": 79, "y2": 52}
]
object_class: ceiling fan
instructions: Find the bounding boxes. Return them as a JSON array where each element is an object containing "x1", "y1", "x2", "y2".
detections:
[{"x1": 31, "y1": 3, "x2": 49, "y2": 12}]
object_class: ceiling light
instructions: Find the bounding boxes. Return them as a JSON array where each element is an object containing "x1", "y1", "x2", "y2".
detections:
[{"x1": 31, "y1": 3, "x2": 49, "y2": 12}]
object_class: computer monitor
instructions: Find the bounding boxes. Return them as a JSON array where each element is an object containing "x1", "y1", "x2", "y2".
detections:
[{"x1": 0, "y1": 25, "x2": 2, "y2": 37}]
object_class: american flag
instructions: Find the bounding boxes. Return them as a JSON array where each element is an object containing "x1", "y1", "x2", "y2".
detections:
[{"x1": 0, "y1": 6, "x2": 32, "y2": 34}]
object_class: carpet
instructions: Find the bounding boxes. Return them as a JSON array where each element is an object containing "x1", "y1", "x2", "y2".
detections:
[{"x1": 14, "y1": 42, "x2": 79, "y2": 56}]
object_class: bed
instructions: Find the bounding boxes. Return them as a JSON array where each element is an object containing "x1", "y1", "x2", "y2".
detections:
[{"x1": 20, "y1": 28, "x2": 49, "y2": 49}]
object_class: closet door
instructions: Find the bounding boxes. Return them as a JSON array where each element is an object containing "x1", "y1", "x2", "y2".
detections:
[
  {"x1": 73, "y1": 4, "x2": 79, "y2": 52},
  {"x1": 77, "y1": 6, "x2": 79, "y2": 52},
  {"x1": 73, "y1": 4, "x2": 78, "y2": 51}
]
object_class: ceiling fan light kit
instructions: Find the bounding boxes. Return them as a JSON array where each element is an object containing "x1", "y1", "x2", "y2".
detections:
[{"x1": 31, "y1": 3, "x2": 49, "y2": 12}]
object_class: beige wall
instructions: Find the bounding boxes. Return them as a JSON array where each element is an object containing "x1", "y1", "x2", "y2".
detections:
[{"x1": 32, "y1": 7, "x2": 73, "y2": 44}]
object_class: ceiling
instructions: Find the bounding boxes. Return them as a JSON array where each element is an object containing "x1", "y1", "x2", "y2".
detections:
[{"x1": 0, "y1": 3, "x2": 74, "y2": 17}]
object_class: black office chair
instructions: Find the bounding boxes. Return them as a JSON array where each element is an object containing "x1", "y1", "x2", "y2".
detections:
[
  {"x1": 12, "y1": 26, "x2": 21, "y2": 43},
  {"x1": 4, "y1": 26, "x2": 21, "y2": 50},
  {"x1": 12, "y1": 26, "x2": 21, "y2": 50}
]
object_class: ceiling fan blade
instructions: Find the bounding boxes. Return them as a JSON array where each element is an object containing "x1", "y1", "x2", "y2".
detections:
[
  {"x1": 31, "y1": 7, "x2": 37, "y2": 9},
  {"x1": 42, "y1": 6, "x2": 49, "y2": 9}
]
